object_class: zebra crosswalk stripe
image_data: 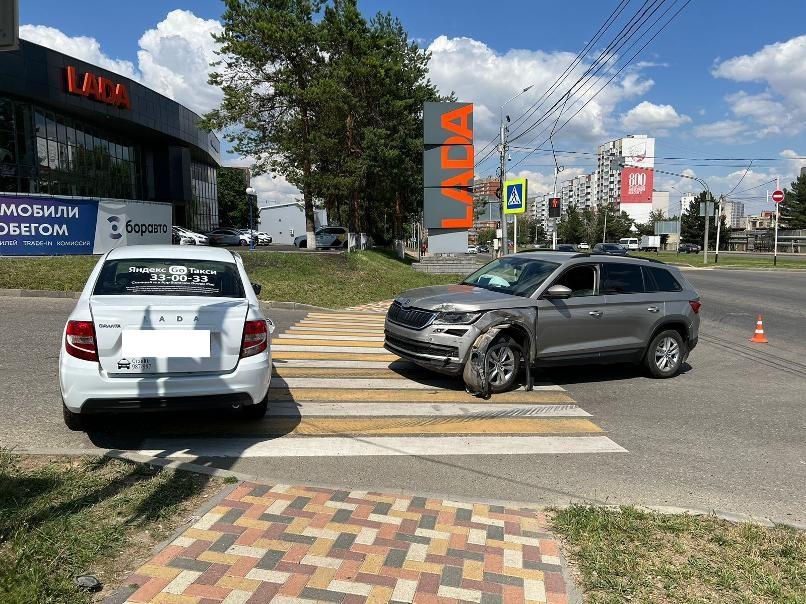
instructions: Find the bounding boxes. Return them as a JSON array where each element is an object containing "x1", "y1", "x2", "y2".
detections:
[{"x1": 125, "y1": 311, "x2": 627, "y2": 459}]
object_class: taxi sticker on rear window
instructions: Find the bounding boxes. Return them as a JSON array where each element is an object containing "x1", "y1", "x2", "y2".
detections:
[{"x1": 94, "y1": 259, "x2": 243, "y2": 298}]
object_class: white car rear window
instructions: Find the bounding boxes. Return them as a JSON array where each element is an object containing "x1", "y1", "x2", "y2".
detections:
[{"x1": 93, "y1": 258, "x2": 245, "y2": 297}]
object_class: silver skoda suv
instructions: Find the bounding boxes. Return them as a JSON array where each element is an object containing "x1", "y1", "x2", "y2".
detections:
[{"x1": 384, "y1": 252, "x2": 700, "y2": 392}]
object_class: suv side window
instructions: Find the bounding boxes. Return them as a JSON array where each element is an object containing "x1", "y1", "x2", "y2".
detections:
[
  {"x1": 645, "y1": 266, "x2": 682, "y2": 292},
  {"x1": 602, "y1": 263, "x2": 644, "y2": 294},
  {"x1": 553, "y1": 264, "x2": 597, "y2": 297}
]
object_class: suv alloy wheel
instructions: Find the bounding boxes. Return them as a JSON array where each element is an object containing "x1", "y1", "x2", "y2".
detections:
[
  {"x1": 645, "y1": 329, "x2": 686, "y2": 378},
  {"x1": 485, "y1": 335, "x2": 521, "y2": 393}
]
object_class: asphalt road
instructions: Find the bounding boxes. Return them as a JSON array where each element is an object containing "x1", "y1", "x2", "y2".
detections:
[{"x1": 0, "y1": 268, "x2": 803, "y2": 524}]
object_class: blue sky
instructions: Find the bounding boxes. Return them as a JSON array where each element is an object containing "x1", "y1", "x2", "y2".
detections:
[{"x1": 19, "y1": 1, "x2": 806, "y2": 212}]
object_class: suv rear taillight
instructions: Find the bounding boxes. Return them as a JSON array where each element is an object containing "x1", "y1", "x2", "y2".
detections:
[
  {"x1": 689, "y1": 300, "x2": 701, "y2": 314},
  {"x1": 240, "y1": 320, "x2": 268, "y2": 358},
  {"x1": 65, "y1": 320, "x2": 99, "y2": 362}
]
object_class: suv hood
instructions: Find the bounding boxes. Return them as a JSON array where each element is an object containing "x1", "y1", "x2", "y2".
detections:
[{"x1": 395, "y1": 285, "x2": 533, "y2": 312}]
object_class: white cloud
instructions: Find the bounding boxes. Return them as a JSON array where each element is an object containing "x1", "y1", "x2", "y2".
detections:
[
  {"x1": 779, "y1": 149, "x2": 806, "y2": 182},
  {"x1": 508, "y1": 167, "x2": 587, "y2": 197},
  {"x1": 136, "y1": 10, "x2": 223, "y2": 114},
  {"x1": 427, "y1": 35, "x2": 655, "y2": 158},
  {"x1": 21, "y1": 10, "x2": 223, "y2": 115},
  {"x1": 251, "y1": 172, "x2": 300, "y2": 205},
  {"x1": 693, "y1": 119, "x2": 748, "y2": 142},
  {"x1": 712, "y1": 34, "x2": 806, "y2": 136},
  {"x1": 620, "y1": 101, "x2": 691, "y2": 136},
  {"x1": 19, "y1": 25, "x2": 138, "y2": 79}
]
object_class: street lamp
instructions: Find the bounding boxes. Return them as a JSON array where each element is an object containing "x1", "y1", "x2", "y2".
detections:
[
  {"x1": 246, "y1": 186, "x2": 256, "y2": 252},
  {"x1": 499, "y1": 84, "x2": 534, "y2": 256}
]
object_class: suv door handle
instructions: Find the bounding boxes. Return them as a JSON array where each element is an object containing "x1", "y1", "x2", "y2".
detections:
[
  {"x1": 647, "y1": 307, "x2": 660, "y2": 313},
  {"x1": 588, "y1": 310, "x2": 603, "y2": 317}
]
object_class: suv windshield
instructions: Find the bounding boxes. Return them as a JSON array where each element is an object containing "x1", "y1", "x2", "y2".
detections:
[
  {"x1": 462, "y1": 257, "x2": 559, "y2": 297},
  {"x1": 93, "y1": 258, "x2": 245, "y2": 297}
]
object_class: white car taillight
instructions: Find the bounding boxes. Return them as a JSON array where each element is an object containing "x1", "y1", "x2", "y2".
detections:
[
  {"x1": 65, "y1": 320, "x2": 99, "y2": 362},
  {"x1": 240, "y1": 320, "x2": 268, "y2": 358}
]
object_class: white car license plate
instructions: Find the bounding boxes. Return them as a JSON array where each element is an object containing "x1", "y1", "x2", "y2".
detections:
[{"x1": 122, "y1": 330, "x2": 211, "y2": 358}]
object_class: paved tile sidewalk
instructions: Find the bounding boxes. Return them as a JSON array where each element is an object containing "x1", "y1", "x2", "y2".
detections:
[{"x1": 114, "y1": 482, "x2": 574, "y2": 603}]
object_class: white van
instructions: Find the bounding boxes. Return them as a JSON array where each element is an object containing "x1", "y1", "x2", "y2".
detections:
[{"x1": 619, "y1": 237, "x2": 640, "y2": 251}]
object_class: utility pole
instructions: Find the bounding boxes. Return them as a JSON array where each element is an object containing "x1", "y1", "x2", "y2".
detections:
[
  {"x1": 499, "y1": 85, "x2": 534, "y2": 258},
  {"x1": 246, "y1": 186, "x2": 256, "y2": 252},
  {"x1": 774, "y1": 176, "x2": 780, "y2": 267},
  {"x1": 715, "y1": 194, "x2": 723, "y2": 264},
  {"x1": 499, "y1": 121, "x2": 508, "y2": 257},
  {"x1": 703, "y1": 191, "x2": 710, "y2": 265}
]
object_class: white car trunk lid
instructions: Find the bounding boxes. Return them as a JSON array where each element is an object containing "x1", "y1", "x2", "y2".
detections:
[{"x1": 90, "y1": 296, "x2": 248, "y2": 375}]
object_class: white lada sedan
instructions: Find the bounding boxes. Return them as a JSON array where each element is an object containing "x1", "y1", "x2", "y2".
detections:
[{"x1": 59, "y1": 245, "x2": 273, "y2": 430}]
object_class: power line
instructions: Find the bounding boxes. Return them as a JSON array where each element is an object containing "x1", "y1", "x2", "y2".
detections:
[
  {"x1": 510, "y1": 0, "x2": 670, "y2": 145},
  {"x1": 730, "y1": 178, "x2": 777, "y2": 195},
  {"x1": 724, "y1": 161, "x2": 754, "y2": 196},
  {"x1": 472, "y1": 0, "x2": 633, "y2": 170},
  {"x1": 509, "y1": 0, "x2": 690, "y2": 170},
  {"x1": 472, "y1": 0, "x2": 670, "y2": 173},
  {"x1": 505, "y1": 0, "x2": 635, "y2": 133},
  {"x1": 508, "y1": 147, "x2": 806, "y2": 161}
]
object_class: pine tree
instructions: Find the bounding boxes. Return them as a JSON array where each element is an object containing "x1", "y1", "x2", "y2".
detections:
[
  {"x1": 680, "y1": 192, "x2": 728, "y2": 249},
  {"x1": 204, "y1": 0, "x2": 326, "y2": 244},
  {"x1": 780, "y1": 172, "x2": 806, "y2": 229}
]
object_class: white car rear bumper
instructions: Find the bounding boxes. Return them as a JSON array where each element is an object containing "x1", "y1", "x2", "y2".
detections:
[{"x1": 59, "y1": 350, "x2": 271, "y2": 413}]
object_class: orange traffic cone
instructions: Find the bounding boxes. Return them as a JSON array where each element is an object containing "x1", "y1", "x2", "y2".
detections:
[{"x1": 750, "y1": 315, "x2": 768, "y2": 343}]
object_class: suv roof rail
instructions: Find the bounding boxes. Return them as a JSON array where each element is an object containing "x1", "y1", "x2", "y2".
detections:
[{"x1": 570, "y1": 252, "x2": 666, "y2": 265}]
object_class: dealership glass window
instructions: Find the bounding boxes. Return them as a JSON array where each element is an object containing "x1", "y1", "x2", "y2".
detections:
[
  {"x1": 0, "y1": 101, "x2": 144, "y2": 200},
  {"x1": 0, "y1": 129, "x2": 15, "y2": 164},
  {"x1": 190, "y1": 161, "x2": 218, "y2": 232}
]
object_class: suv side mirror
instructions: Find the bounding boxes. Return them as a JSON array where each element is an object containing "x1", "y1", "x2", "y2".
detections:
[
  {"x1": 543, "y1": 284, "x2": 572, "y2": 299},
  {"x1": 252, "y1": 283, "x2": 262, "y2": 296}
]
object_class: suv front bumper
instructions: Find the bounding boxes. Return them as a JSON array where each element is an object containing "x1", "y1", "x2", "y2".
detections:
[{"x1": 384, "y1": 318, "x2": 479, "y2": 376}]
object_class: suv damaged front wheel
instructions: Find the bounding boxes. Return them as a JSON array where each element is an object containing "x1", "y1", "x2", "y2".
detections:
[
  {"x1": 484, "y1": 335, "x2": 522, "y2": 393},
  {"x1": 645, "y1": 329, "x2": 686, "y2": 378}
]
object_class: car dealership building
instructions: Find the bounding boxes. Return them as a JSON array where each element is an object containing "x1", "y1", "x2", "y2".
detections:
[{"x1": 0, "y1": 40, "x2": 221, "y2": 234}]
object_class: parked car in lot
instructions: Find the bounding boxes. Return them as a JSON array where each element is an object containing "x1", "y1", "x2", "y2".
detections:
[
  {"x1": 577, "y1": 242, "x2": 590, "y2": 250},
  {"x1": 316, "y1": 226, "x2": 348, "y2": 249},
  {"x1": 555, "y1": 244, "x2": 576, "y2": 252},
  {"x1": 294, "y1": 226, "x2": 349, "y2": 249},
  {"x1": 172, "y1": 227, "x2": 195, "y2": 246},
  {"x1": 236, "y1": 229, "x2": 259, "y2": 246},
  {"x1": 477, "y1": 245, "x2": 489, "y2": 253},
  {"x1": 678, "y1": 242, "x2": 701, "y2": 254},
  {"x1": 256, "y1": 232, "x2": 272, "y2": 245},
  {"x1": 174, "y1": 226, "x2": 209, "y2": 245},
  {"x1": 205, "y1": 228, "x2": 243, "y2": 246},
  {"x1": 385, "y1": 252, "x2": 700, "y2": 392},
  {"x1": 593, "y1": 242, "x2": 629, "y2": 255},
  {"x1": 467, "y1": 246, "x2": 478, "y2": 254},
  {"x1": 59, "y1": 245, "x2": 273, "y2": 430}
]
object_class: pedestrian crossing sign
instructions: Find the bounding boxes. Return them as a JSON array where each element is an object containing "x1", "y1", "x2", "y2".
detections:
[{"x1": 504, "y1": 178, "x2": 527, "y2": 214}]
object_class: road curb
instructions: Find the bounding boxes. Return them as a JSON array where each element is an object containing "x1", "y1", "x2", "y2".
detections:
[
  {"x1": 13, "y1": 448, "x2": 804, "y2": 531},
  {"x1": 0, "y1": 288, "x2": 81, "y2": 299},
  {"x1": 0, "y1": 288, "x2": 384, "y2": 313}
]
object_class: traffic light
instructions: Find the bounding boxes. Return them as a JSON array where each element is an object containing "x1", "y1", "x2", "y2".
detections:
[{"x1": 548, "y1": 197, "x2": 561, "y2": 218}]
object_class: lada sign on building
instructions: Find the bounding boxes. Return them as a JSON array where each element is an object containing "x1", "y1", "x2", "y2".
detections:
[{"x1": 423, "y1": 102, "x2": 474, "y2": 253}]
